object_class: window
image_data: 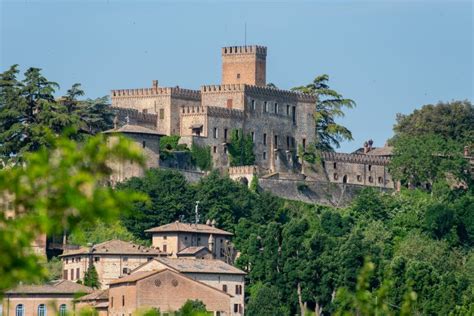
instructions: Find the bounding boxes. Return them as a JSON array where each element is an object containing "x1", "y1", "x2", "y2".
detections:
[
  {"x1": 333, "y1": 162, "x2": 337, "y2": 169},
  {"x1": 251, "y1": 100, "x2": 256, "y2": 110},
  {"x1": 263, "y1": 152, "x2": 267, "y2": 160},
  {"x1": 236, "y1": 73, "x2": 240, "y2": 79},
  {"x1": 122, "y1": 267, "x2": 129, "y2": 274},
  {"x1": 163, "y1": 235, "x2": 167, "y2": 240},
  {"x1": 378, "y1": 177, "x2": 383, "y2": 184},
  {"x1": 334, "y1": 173, "x2": 338, "y2": 180},
  {"x1": 224, "y1": 147, "x2": 228, "y2": 154},
  {"x1": 213, "y1": 127, "x2": 218, "y2": 138},
  {"x1": 263, "y1": 133, "x2": 267, "y2": 146},
  {"x1": 357, "y1": 175, "x2": 362, "y2": 182},
  {"x1": 368, "y1": 165, "x2": 372, "y2": 171},
  {"x1": 123, "y1": 256, "x2": 128, "y2": 262},
  {"x1": 222, "y1": 284, "x2": 228, "y2": 292},
  {"x1": 264, "y1": 101, "x2": 268, "y2": 112},
  {"x1": 59, "y1": 305, "x2": 67, "y2": 316},
  {"x1": 163, "y1": 244, "x2": 167, "y2": 252},
  {"x1": 274, "y1": 135, "x2": 278, "y2": 148},
  {"x1": 76, "y1": 268, "x2": 80, "y2": 280},
  {"x1": 38, "y1": 304, "x2": 46, "y2": 316},
  {"x1": 122, "y1": 295, "x2": 125, "y2": 306},
  {"x1": 213, "y1": 146, "x2": 217, "y2": 153},
  {"x1": 286, "y1": 105, "x2": 290, "y2": 115},
  {"x1": 142, "y1": 141, "x2": 146, "y2": 148},
  {"x1": 235, "y1": 284, "x2": 243, "y2": 295},
  {"x1": 274, "y1": 103, "x2": 278, "y2": 113},
  {"x1": 111, "y1": 297, "x2": 114, "y2": 308},
  {"x1": 70, "y1": 269, "x2": 74, "y2": 281},
  {"x1": 94, "y1": 257, "x2": 100, "y2": 262},
  {"x1": 287, "y1": 136, "x2": 290, "y2": 149},
  {"x1": 16, "y1": 304, "x2": 24, "y2": 316},
  {"x1": 63, "y1": 270, "x2": 68, "y2": 280},
  {"x1": 302, "y1": 138, "x2": 306, "y2": 150},
  {"x1": 159, "y1": 109, "x2": 164, "y2": 119},
  {"x1": 251, "y1": 132, "x2": 255, "y2": 142},
  {"x1": 224, "y1": 129, "x2": 228, "y2": 141},
  {"x1": 368, "y1": 176, "x2": 373, "y2": 183},
  {"x1": 234, "y1": 304, "x2": 239, "y2": 313},
  {"x1": 292, "y1": 106, "x2": 296, "y2": 123}
]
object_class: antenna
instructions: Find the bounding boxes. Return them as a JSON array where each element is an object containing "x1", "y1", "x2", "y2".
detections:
[
  {"x1": 194, "y1": 201, "x2": 200, "y2": 225},
  {"x1": 244, "y1": 22, "x2": 247, "y2": 46}
]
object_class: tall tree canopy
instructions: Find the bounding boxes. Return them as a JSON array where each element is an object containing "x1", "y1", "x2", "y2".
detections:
[
  {"x1": 0, "y1": 65, "x2": 114, "y2": 163},
  {"x1": 292, "y1": 74, "x2": 355, "y2": 151}
]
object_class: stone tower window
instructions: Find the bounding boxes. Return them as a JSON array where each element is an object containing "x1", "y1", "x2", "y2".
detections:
[
  {"x1": 286, "y1": 105, "x2": 290, "y2": 115},
  {"x1": 263, "y1": 133, "x2": 267, "y2": 146},
  {"x1": 368, "y1": 165, "x2": 372, "y2": 171},
  {"x1": 378, "y1": 177, "x2": 383, "y2": 184},
  {"x1": 274, "y1": 135, "x2": 278, "y2": 148},
  {"x1": 292, "y1": 106, "x2": 296, "y2": 123},
  {"x1": 251, "y1": 100, "x2": 256, "y2": 110},
  {"x1": 302, "y1": 138, "x2": 306, "y2": 150},
  {"x1": 237, "y1": 73, "x2": 240, "y2": 79},
  {"x1": 357, "y1": 175, "x2": 362, "y2": 182},
  {"x1": 251, "y1": 132, "x2": 255, "y2": 141},
  {"x1": 224, "y1": 129, "x2": 228, "y2": 141},
  {"x1": 274, "y1": 103, "x2": 278, "y2": 113},
  {"x1": 333, "y1": 162, "x2": 337, "y2": 169},
  {"x1": 264, "y1": 101, "x2": 268, "y2": 113},
  {"x1": 263, "y1": 152, "x2": 267, "y2": 160},
  {"x1": 142, "y1": 141, "x2": 146, "y2": 148},
  {"x1": 287, "y1": 136, "x2": 290, "y2": 149},
  {"x1": 213, "y1": 128, "x2": 218, "y2": 138},
  {"x1": 213, "y1": 146, "x2": 217, "y2": 153}
]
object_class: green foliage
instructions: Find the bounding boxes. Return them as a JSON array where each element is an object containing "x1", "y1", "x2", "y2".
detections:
[
  {"x1": 392, "y1": 100, "x2": 474, "y2": 146},
  {"x1": 176, "y1": 299, "x2": 210, "y2": 316},
  {"x1": 191, "y1": 143, "x2": 212, "y2": 171},
  {"x1": 246, "y1": 283, "x2": 287, "y2": 316},
  {"x1": 69, "y1": 220, "x2": 145, "y2": 246},
  {"x1": 0, "y1": 133, "x2": 144, "y2": 293},
  {"x1": 134, "y1": 307, "x2": 161, "y2": 316},
  {"x1": 43, "y1": 256, "x2": 63, "y2": 281},
  {"x1": 292, "y1": 74, "x2": 355, "y2": 151},
  {"x1": 0, "y1": 65, "x2": 113, "y2": 163},
  {"x1": 249, "y1": 175, "x2": 259, "y2": 192},
  {"x1": 227, "y1": 129, "x2": 255, "y2": 166},
  {"x1": 160, "y1": 135, "x2": 182, "y2": 151},
  {"x1": 389, "y1": 134, "x2": 469, "y2": 187},
  {"x1": 83, "y1": 264, "x2": 100, "y2": 289}
]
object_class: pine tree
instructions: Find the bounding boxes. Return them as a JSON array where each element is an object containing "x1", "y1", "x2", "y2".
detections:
[{"x1": 83, "y1": 263, "x2": 101, "y2": 289}]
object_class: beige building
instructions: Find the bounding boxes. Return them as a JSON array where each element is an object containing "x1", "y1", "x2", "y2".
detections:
[
  {"x1": 108, "y1": 269, "x2": 233, "y2": 316},
  {"x1": 2, "y1": 280, "x2": 92, "y2": 316},
  {"x1": 145, "y1": 221, "x2": 234, "y2": 261},
  {"x1": 131, "y1": 257, "x2": 245, "y2": 315},
  {"x1": 60, "y1": 240, "x2": 163, "y2": 289}
]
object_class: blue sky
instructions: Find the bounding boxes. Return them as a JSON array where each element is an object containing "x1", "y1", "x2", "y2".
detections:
[{"x1": 1, "y1": 0, "x2": 472, "y2": 152}]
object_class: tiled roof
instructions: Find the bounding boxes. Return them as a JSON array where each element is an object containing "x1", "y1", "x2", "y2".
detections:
[
  {"x1": 6, "y1": 280, "x2": 93, "y2": 294},
  {"x1": 157, "y1": 258, "x2": 245, "y2": 275},
  {"x1": 103, "y1": 124, "x2": 163, "y2": 136},
  {"x1": 109, "y1": 270, "x2": 160, "y2": 285},
  {"x1": 76, "y1": 289, "x2": 109, "y2": 301},
  {"x1": 145, "y1": 221, "x2": 233, "y2": 236},
  {"x1": 367, "y1": 146, "x2": 394, "y2": 156},
  {"x1": 60, "y1": 239, "x2": 162, "y2": 257},
  {"x1": 177, "y1": 246, "x2": 210, "y2": 255}
]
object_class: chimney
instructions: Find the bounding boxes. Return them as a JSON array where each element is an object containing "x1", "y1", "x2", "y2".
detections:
[
  {"x1": 363, "y1": 141, "x2": 369, "y2": 154},
  {"x1": 152, "y1": 80, "x2": 158, "y2": 89}
]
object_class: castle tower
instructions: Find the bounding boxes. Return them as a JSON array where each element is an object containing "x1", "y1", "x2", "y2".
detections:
[{"x1": 221, "y1": 45, "x2": 267, "y2": 86}]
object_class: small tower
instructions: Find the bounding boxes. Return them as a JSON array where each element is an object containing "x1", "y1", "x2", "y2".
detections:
[{"x1": 221, "y1": 45, "x2": 267, "y2": 86}]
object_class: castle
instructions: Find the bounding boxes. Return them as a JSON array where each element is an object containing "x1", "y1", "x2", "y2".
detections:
[{"x1": 107, "y1": 45, "x2": 397, "y2": 190}]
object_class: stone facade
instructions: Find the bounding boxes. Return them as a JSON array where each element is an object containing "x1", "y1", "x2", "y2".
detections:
[
  {"x1": 108, "y1": 269, "x2": 234, "y2": 315},
  {"x1": 110, "y1": 45, "x2": 316, "y2": 175}
]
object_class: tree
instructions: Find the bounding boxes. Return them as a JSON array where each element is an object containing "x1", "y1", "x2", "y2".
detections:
[
  {"x1": 0, "y1": 66, "x2": 114, "y2": 163},
  {"x1": 0, "y1": 133, "x2": 144, "y2": 293},
  {"x1": 68, "y1": 220, "x2": 143, "y2": 246},
  {"x1": 246, "y1": 283, "x2": 287, "y2": 316},
  {"x1": 292, "y1": 74, "x2": 355, "y2": 151},
  {"x1": 177, "y1": 299, "x2": 209, "y2": 316},
  {"x1": 392, "y1": 100, "x2": 474, "y2": 146},
  {"x1": 389, "y1": 134, "x2": 469, "y2": 187},
  {"x1": 83, "y1": 264, "x2": 100, "y2": 289},
  {"x1": 117, "y1": 168, "x2": 194, "y2": 240},
  {"x1": 191, "y1": 143, "x2": 212, "y2": 171},
  {"x1": 227, "y1": 129, "x2": 255, "y2": 166}
]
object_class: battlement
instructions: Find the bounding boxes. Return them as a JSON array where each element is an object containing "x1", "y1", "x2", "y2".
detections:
[
  {"x1": 228, "y1": 165, "x2": 258, "y2": 175},
  {"x1": 222, "y1": 45, "x2": 267, "y2": 57},
  {"x1": 180, "y1": 105, "x2": 244, "y2": 119},
  {"x1": 111, "y1": 86, "x2": 201, "y2": 100},
  {"x1": 201, "y1": 84, "x2": 316, "y2": 102},
  {"x1": 321, "y1": 152, "x2": 391, "y2": 166}
]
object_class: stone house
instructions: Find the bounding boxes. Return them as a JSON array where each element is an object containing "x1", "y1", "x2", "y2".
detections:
[
  {"x1": 108, "y1": 269, "x2": 233, "y2": 316},
  {"x1": 129, "y1": 257, "x2": 246, "y2": 315},
  {"x1": 60, "y1": 240, "x2": 163, "y2": 289},
  {"x1": 110, "y1": 45, "x2": 316, "y2": 174},
  {"x1": 2, "y1": 280, "x2": 92, "y2": 316},
  {"x1": 75, "y1": 289, "x2": 109, "y2": 316},
  {"x1": 145, "y1": 220, "x2": 234, "y2": 261}
]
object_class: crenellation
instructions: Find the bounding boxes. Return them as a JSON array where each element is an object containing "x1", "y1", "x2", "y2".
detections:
[
  {"x1": 321, "y1": 152, "x2": 390, "y2": 166},
  {"x1": 111, "y1": 87, "x2": 200, "y2": 100}
]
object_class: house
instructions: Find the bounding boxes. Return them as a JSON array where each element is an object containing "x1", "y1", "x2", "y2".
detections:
[
  {"x1": 75, "y1": 289, "x2": 109, "y2": 316},
  {"x1": 2, "y1": 280, "x2": 92, "y2": 316}
]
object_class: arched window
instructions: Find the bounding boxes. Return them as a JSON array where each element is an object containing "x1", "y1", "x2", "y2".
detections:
[
  {"x1": 38, "y1": 304, "x2": 47, "y2": 316},
  {"x1": 59, "y1": 304, "x2": 67, "y2": 316},
  {"x1": 16, "y1": 304, "x2": 24, "y2": 316}
]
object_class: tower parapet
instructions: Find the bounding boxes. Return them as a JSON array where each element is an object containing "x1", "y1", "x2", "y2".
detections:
[
  {"x1": 111, "y1": 86, "x2": 201, "y2": 101},
  {"x1": 222, "y1": 45, "x2": 267, "y2": 86}
]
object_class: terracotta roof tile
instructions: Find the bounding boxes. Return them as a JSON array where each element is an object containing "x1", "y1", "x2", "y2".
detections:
[
  {"x1": 76, "y1": 289, "x2": 109, "y2": 301},
  {"x1": 6, "y1": 280, "x2": 93, "y2": 294},
  {"x1": 145, "y1": 221, "x2": 233, "y2": 236},
  {"x1": 157, "y1": 258, "x2": 245, "y2": 275}
]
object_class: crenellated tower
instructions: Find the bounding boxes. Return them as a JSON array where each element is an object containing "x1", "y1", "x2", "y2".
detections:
[{"x1": 221, "y1": 45, "x2": 267, "y2": 86}]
